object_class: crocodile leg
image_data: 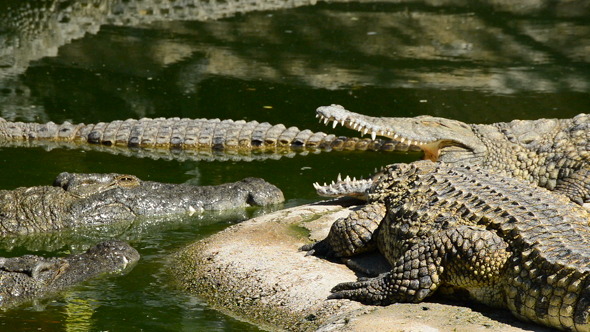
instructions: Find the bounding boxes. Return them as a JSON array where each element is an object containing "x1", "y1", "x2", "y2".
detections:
[
  {"x1": 555, "y1": 166, "x2": 590, "y2": 206},
  {"x1": 303, "y1": 202, "x2": 386, "y2": 258},
  {"x1": 329, "y1": 225, "x2": 510, "y2": 306}
]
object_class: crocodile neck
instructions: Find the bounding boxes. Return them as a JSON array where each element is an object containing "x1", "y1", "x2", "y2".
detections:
[
  {"x1": 466, "y1": 115, "x2": 589, "y2": 192},
  {"x1": 0, "y1": 186, "x2": 76, "y2": 235}
]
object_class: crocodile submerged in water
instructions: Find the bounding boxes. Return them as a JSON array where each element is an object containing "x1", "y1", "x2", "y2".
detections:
[
  {"x1": 0, "y1": 117, "x2": 418, "y2": 162},
  {"x1": 306, "y1": 160, "x2": 590, "y2": 331},
  {"x1": 0, "y1": 172, "x2": 284, "y2": 235},
  {"x1": 316, "y1": 104, "x2": 590, "y2": 207},
  {"x1": 0, "y1": 240, "x2": 139, "y2": 308}
]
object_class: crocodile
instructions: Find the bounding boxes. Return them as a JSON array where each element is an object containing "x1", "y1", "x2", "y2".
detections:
[
  {"x1": 316, "y1": 104, "x2": 590, "y2": 207},
  {"x1": 0, "y1": 240, "x2": 139, "y2": 308},
  {"x1": 0, "y1": 117, "x2": 419, "y2": 162},
  {"x1": 0, "y1": 172, "x2": 284, "y2": 236},
  {"x1": 2, "y1": 105, "x2": 587, "y2": 202},
  {"x1": 305, "y1": 160, "x2": 590, "y2": 331}
]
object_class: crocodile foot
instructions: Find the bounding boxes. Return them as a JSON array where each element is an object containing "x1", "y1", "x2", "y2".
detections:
[
  {"x1": 328, "y1": 274, "x2": 398, "y2": 305},
  {"x1": 300, "y1": 239, "x2": 337, "y2": 259}
]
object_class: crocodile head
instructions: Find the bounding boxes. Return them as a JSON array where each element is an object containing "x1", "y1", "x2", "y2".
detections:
[
  {"x1": 54, "y1": 172, "x2": 141, "y2": 198},
  {"x1": 316, "y1": 104, "x2": 487, "y2": 164}
]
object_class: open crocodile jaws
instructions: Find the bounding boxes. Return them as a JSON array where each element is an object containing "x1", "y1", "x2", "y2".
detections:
[
  {"x1": 308, "y1": 160, "x2": 590, "y2": 331},
  {"x1": 0, "y1": 172, "x2": 284, "y2": 235},
  {"x1": 316, "y1": 104, "x2": 590, "y2": 206}
]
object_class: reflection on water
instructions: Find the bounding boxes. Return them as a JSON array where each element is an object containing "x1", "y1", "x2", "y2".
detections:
[
  {"x1": 64, "y1": 296, "x2": 97, "y2": 332},
  {"x1": 0, "y1": 0, "x2": 589, "y2": 331},
  {"x1": 1, "y1": 1, "x2": 589, "y2": 121},
  {"x1": 0, "y1": 204, "x2": 281, "y2": 253}
]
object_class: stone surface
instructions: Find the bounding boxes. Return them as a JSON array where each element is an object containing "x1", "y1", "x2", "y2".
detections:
[{"x1": 172, "y1": 200, "x2": 552, "y2": 331}]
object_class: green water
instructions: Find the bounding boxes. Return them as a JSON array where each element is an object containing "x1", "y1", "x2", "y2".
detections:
[{"x1": 0, "y1": 1, "x2": 588, "y2": 330}]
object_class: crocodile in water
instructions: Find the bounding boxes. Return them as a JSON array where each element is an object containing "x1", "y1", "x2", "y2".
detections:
[
  {"x1": 316, "y1": 104, "x2": 590, "y2": 207},
  {"x1": 305, "y1": 160, "x2": 590, "y2": 331},
  {"x1": 0, "y1": 118, "x2": 419, "y2": 159},
  {"x1": 0, "y1": 172, "x2": 284, "y2": 236},
  {"x1": 0, "y1": 240, "x2": 139, "y2": 308},
  {"x1": 0, "y1": 117, "x2": 418, "y2": 162}
]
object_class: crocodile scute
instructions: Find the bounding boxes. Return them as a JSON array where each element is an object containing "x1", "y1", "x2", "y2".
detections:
[{"x1": 306, "y1": 160, "x2": 590, "y2": 331}]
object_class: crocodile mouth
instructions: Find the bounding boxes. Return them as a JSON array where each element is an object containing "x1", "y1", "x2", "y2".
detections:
[
  {"x1": 316, "y1": 111, "x2": 447, "y2": 161},
  {"x1": 312, "y1": 173, "x2": 373, "y2": 198},
  {"x1": 312, "y1": 164, "x2": 397, "y2": 199}
]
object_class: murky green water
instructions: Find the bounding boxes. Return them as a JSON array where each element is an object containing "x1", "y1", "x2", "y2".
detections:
[{"x1": 0, "y1": 0, "x2": 588, "y2": 330}]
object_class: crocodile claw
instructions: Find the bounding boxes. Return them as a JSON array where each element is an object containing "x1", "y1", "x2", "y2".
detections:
[
  {"x1": 300, "y1": 239, "x2": 336, "y2": 258},
  {"x1": 329, "y1": 280, "x2": 375, "y2": 303},
  {"x1": 328, "y1": 278, "x2": 391, "y2": 305}
]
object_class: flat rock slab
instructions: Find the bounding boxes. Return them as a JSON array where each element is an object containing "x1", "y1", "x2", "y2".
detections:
[{"x1": 172, "y1": 200, "x2": 551, "y2": 331}]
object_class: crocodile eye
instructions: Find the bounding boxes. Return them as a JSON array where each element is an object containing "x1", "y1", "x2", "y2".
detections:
[{"x1": 115, "y1": 175, "x2": 140, "y2": 188}]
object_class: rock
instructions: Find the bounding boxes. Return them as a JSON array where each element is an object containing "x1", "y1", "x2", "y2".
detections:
[{"x1": 171, "y1": 200, "x2": 552, "y2": 331}]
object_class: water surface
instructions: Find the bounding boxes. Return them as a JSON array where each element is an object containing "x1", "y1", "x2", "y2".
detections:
[{"x1": 0, "y1": 0, "x2": 589, "y2": 330}]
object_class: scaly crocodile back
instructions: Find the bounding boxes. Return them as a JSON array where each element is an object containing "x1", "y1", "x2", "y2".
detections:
[
  {"x1": 376, "y1": 162, "x2": 590, "y2": 330},
  {"x1": 0, "y1": 117, "x2": 413, "y2": 158}
]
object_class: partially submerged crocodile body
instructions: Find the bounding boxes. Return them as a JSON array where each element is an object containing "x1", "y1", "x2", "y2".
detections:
[
  {"x1": 0, "y1": 172, "x2": 284, "y2": 235},
  {"x1": 317, "y1": 104, "x2": 590, "y2": 207},
  {"x1": 0, "y1": 240, "x2": 139, "y2": 308},
  {"x1": 0, "y1": 117, "x2": 418, "y2": 162},
  {"x1": 1, "y1": 106, "x2": 587, "y2": 203},
  {"x1": 306, "y1": 160, "x2": 590, "y2": 331}
]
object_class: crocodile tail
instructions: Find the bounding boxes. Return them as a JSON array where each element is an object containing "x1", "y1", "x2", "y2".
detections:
[{"x1": 0, "y1": 119, "x2": 87, "y2": 141}]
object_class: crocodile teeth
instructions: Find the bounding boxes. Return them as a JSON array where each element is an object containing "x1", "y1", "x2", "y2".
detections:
[
  {"x1": 122, "y1": 256, "x2": 129, "y2": 267},
  {"x1": 188, "y1": 206, "x2": 196, "y2": 216},
  {"x1": 362, "y1": 127, "x2": 368, "y2": 135},
  {"x1": 371, "y1": 131, "x2": 377, "y2": 140},
  {"x1": 337, "y1": 173, "x2": 342, "y2": 182},
  {"x1": 323, "y1": 118, "x2": 330, "y2": 125},
  {"x1": 332, "y1": 121, "x2": 339, "y2": 129}
]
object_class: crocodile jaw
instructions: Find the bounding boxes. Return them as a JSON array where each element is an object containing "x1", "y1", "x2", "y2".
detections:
[
  {"x1": 316, "y1": 104, "x2": 483, "y2": 162},
  {"x1": 313, "y1": 174, "x2": 372, "y2": 199}
]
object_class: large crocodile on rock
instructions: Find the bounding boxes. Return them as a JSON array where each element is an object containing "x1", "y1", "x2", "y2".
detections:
[
  {"x1": 0, "y1": 117, "x2": 418, "y2": 162},
  {"x1": 305, "y1": 160, "x2": 590, "y2": 331},
  {"x1": 316, "y1": 104, "x2": 590, "y2": 207},
  {"x1": 0, "y1": 240, "x2": 139, "y2": 308},
  {"x1": 0, "y1": 172, "x2": 284, "y2": 236}
]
